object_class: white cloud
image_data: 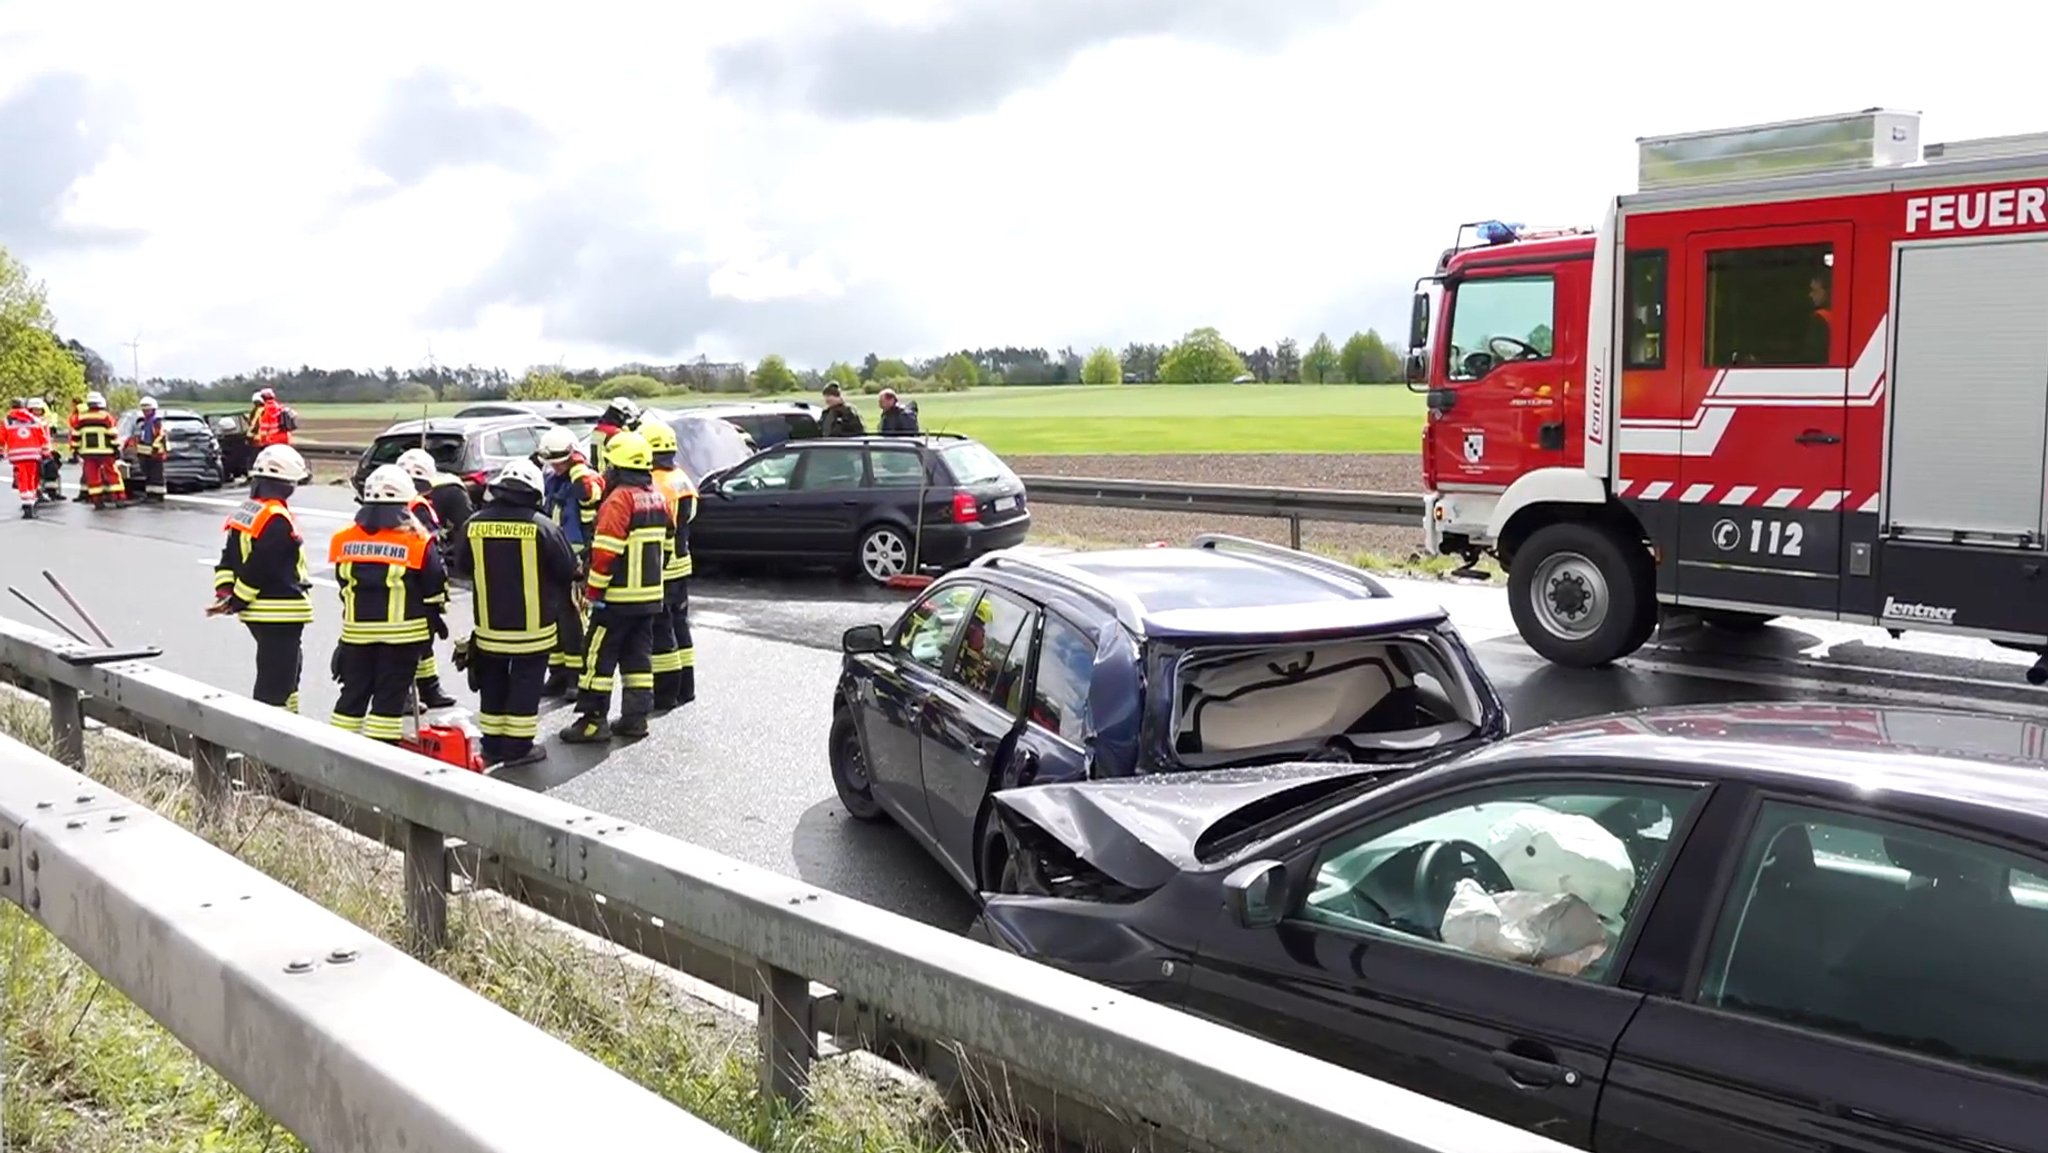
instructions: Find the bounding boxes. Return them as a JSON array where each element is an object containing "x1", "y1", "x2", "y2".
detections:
[{"x1": 2, "y1": 0, "x2": 2046, "y2": 379}]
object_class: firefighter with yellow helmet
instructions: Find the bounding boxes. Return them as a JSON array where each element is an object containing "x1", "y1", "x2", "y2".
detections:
[
  {"x1": 559, "y1": 428, "x2": 673, "y2": 744},
  {"x1": 640, "y1": 418, "x2": 699, "y2": 711}
]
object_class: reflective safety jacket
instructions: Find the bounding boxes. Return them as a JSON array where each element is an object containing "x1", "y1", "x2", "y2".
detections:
[
  {"x1": 459, "y1": 503, "x2": 578, "y2": 655},
  {"x1": 585, "y1": 475, "x2": 672, "y2": 613},
  {"x1": 132, "y1": 411, "x2": 167, "y2": 458},
  {"x1": 329, "y1": 524, "x2": 448, "y2": 645},
  {"x1": 5, "y1": 411, "x2": 50, "y2": 462},
  {"x1": 650, "y1": 464, "x2": 698, "y2": 587},
  {"x1": 543, "y1": 457, "x2": 604, "y2": 556},
  {"x1": 215, "y1": 499, "x2": 314, "y2": 624},
  {"x1": 73, "y1": 410, "x2": 118, "y2": 457}
]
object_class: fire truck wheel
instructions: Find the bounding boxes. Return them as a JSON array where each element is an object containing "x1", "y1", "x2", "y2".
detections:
[{"x1": 1508, "y1": 522, "x2": 1652, "y2": 668}]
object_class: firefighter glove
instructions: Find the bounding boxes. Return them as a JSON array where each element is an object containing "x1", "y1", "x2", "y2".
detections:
[
  {"x1": 449, "y1": 635, "x2": 471, "y2": 672},
  {"x1": 428, "y1": 613, "x2": 448, "y2": 640},
  {"x1": 329, "y1": 646, "x2": 343, "y2": 683}
]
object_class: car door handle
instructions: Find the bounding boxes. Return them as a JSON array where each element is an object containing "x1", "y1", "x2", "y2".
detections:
[
  {"x1": 1490, "y1": 1048, "x2": 1581, "y2": 1088},
  {"x1": 1795, "y1": 429, "x2": 1840, "y2": 445}
]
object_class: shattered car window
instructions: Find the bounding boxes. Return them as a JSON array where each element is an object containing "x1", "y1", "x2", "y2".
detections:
[{"x1": 1170, "y1": 634, "x2": 1485, "y2": 767}]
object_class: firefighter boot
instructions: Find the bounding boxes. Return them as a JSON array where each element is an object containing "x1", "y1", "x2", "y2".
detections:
[
  {"x1": 541, "y1": 668, "x2": 576, "y2": 698},
  {"x1": 494, "y1": 743, "x2": 547, "y2": 770},
  {"x1": 557, "y1": 713, "x2": 612, "y2": 744},
  {"x1": 416, "y1": 677, "x2": 457, "y2": 710},
  {"x1": 612, "y1": 713, "x2": 649, "y2": 740}
]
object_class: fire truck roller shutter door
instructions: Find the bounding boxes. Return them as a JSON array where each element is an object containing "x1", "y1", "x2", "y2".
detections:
[{"x1": 1880, "y1": 235, "x2": 2048, "y2": 643}]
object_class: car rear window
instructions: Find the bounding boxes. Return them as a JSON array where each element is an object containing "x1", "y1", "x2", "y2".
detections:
[
  {"x1": 939, "y1": 442, "x2": 1010, "y2": 486},
  {"x1": 368, "y1": 434, "x2": 466, "y2": 472},
  {"x1": 166, "y1": 417, "x2": 210, "y2": 438}
]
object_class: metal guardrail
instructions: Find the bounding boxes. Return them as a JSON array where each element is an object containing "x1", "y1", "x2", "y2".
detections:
[
  {"x1": 0, "y1": 732, "x2": 737, "y2": 1152},
  {"x1": 0, "y1": 619, "x2": 1573, "y2": 1153},
  {"x1": 294, "y1": 441, "x2": 1428, "y2": 545}
]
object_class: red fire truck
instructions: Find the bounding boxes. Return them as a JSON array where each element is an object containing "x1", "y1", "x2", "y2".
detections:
[{"x1": 1411, "y1": 108, "x2": 2048, "y2": 683}]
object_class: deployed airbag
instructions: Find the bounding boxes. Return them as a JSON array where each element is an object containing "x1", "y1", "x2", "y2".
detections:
[
  {"x1": 1440, "y1": 879, "x2": 1610, "y2": 976},
  {"x1": 1176, "y1": 641, "x2": 1405, "y2": 752},
  {"x1": 1483, "y1": 809, "x2": 1635, "y2": 924}
]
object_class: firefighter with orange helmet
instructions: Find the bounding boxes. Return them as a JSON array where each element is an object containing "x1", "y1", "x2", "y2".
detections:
[{"x1": 5, "y1": 398, "x2": 51, "y2": 519}]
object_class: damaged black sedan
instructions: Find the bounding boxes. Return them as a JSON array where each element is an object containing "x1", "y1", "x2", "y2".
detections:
[{"x1": 828, "y1": 534, "x2": 1507, "y2": 896}]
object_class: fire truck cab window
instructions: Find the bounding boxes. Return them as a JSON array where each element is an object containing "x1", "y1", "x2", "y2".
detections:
[
  {"x1": 1703, "y1": 243, "x2": 1835, "y2": 367},
  {"x1": 1446, "y1": 275, "x2": 1554, "y2": 381},
  {"x1": 1623, "y1": 250, "x2": 1667, "y2": 369}
]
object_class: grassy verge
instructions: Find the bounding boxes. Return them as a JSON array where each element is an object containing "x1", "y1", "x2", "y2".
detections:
[
  {"x1": 0, "y1": 696, "x2": 987, "y2": 1153},
  {"x1": 1027, "y1": 530, "x2": 1505, "y2": 584}
]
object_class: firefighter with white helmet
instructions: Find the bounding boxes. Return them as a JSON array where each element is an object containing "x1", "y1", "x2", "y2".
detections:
[
  {"x1": 590, "y1": 396, "x2": 641, "y2": 471},
  {"x1": 131, "y1": 395, "x2": 169, "y2": 501},
  {"x1": 208, "y1": 444, "x2": 314, "y2": 712},
  {"x1": 328, "y1": 464, "x2": 449, "y2": 742},
  {"x1": 535, "y1": 424, "x2": 604, "y2": 697},
  {"x1": 456, "y1": 458, "x2": 577, "y2": 767},
  {"x1": 389, "y1": 447, "x2": 465, "y2": 709},
  {"x1": 73, "y1": 391, "x2": 124, "y2": 509}
]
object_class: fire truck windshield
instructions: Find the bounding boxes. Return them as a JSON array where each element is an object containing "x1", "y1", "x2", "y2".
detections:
[{"x1": 1445, "y1": 275, "x2": 1556, "y2": 381}]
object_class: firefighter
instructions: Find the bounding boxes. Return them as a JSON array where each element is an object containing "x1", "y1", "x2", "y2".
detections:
[
  {"x1": 250, "y1": 388, "x2": 293, "y2": 449},
  {"x1": 27, "y1": 398, "x2": 59, "y2": 501},
  {"x1": 5, "y1": 399, "x2": 50, "y2": 518},
  {"x1": 329, "y1": 464, "x2": 449, "y2": 743},
  {"x1": 131, "y1": 395, "x2": 169, "y2": 501},
  {"x1": 458, "y1": 458, "x2": 576, "y2": 768},
  {"x1": 559, "y1": 428, "x2": 672, "y2": 744},
  {"x1": 642, "y1": 418, "x2": 698, "y2": 711},
  {"x1": 589, "y1": 397, "x2": 641, "y2": 468},
  {"x1": 537, "y1": 426, "x2": 604, "y2": 698},
  {"x1": 395, "y1": 447, "x2": 473, "y2": 562},
  {"x1": 389, "y1": 448, "x2": 460, "y2": 709},
  {"x1": 207, "y1": 445, "x2": 313, "y2": 712},
  {"x1": 72, "y1": 392, "x2": 124, "y2": 509}
]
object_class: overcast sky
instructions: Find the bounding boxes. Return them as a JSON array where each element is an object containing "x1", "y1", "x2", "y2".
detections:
[{"x1": 2, "y1": 0, "x2": 2043, "y2": 380}]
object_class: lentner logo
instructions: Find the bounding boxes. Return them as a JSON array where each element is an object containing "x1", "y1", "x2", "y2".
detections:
[{"x1": 1881, "y1": 595, "x2": 1956, "y2": 624}]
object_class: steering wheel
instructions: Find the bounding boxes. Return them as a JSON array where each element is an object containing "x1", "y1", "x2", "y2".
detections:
[
  {"x1": 1488, "y1": 335, "x2": 1540, "y2": 361},
  {"x1": 1412, "y1": 839, "x2": 1515, "y2": 934}
]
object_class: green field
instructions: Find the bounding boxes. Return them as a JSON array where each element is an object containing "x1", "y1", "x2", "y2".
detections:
[{"x1": 216, "y1": 384, "x2": 1426, "y2": 455}]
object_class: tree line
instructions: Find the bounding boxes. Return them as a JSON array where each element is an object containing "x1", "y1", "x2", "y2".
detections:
[{"x1": 1, "y1": 245, "x2": 1406, "y2": 408}]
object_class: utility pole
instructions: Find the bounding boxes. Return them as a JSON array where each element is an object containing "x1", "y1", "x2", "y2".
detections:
[{"x1": 121, "y1": 333, "x2": 142, "y2": 396}]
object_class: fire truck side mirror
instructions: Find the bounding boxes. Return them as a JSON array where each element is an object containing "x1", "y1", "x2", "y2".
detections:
[
  {"x1": 1405, "y1": 348, "x2": 1427, "y2": 388},
  {"x1": 1408, "y1": 291, "x2": 1431, "y2": 351}
]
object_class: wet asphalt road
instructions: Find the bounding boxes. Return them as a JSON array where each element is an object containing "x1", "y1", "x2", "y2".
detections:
[{"x1": 4, "y1": 481, "x2": 2042, "y2": 933}]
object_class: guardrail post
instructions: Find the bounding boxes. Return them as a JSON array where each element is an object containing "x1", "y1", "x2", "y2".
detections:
[
  {"x1": 47, "y1": 683, "x2": 84, "y2": 768},
  {"x1": 192, "y1": 737, "x2": 231, "y2": 820},
  {"x1": 1287, "y1": 514, "x2": 1303, "y2": 550},
  {"x1": 756, "y1": 962, "x2": 814, "y2": 1108},
  {"x1": 403, "y1": 820, "x2": 450, "y2": 955}
]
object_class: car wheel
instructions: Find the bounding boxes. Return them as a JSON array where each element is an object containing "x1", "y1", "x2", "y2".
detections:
[
  {"x1": 856, "y1": 524, "x2": 913, "y2": 584},
  {"x1": 828, "y1": 710, "x2": 884, "y2": 822},
  {"x1": 1508, "y1": 521, "x2": 1653, "y2": 668}
]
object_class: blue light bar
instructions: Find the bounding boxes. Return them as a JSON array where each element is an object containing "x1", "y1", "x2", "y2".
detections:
[{"x1": 1477, "y1": 220, "x2": 1524, "y2": 245}]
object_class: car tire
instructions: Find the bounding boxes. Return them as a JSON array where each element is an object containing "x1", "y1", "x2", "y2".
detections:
[
  {"x1": 855, "y1": 523, "x2": 913, "y2": 585},
  {"x1": 828, "y1": 709, "x2": 884, "y2": 822},
  {"x1": 1509, "y1": 521, "x2": 1653, "y2": 668}
]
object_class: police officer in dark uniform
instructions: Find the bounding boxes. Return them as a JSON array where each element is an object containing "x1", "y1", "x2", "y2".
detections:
[
  {"x1": 208, "y1": 444, "x2": 314, "y2": 712},
  {"x1": 458, "y1": 458, "x2": 576, "y2": 768},
  {"x1": 329, "y1": 464, "x2": 449, "y2": 743}
]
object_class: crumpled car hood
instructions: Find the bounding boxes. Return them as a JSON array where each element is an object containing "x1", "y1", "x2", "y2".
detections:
[{"x1": 992, "y1": 761, "x2": 1375, "y2": 891}]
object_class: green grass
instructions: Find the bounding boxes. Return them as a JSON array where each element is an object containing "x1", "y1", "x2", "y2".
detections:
[
  {"x1": 205, "y1": 384, "x2": 1426, "y2": 456},
  {"x1": 0, "y1": 697, "x2": 990, "y2": 1153}
]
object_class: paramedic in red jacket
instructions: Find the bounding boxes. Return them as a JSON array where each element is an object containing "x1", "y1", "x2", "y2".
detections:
[
  {"x1": 5, "y1": 399, "x2": 51, "y2": 518},
  {"x1": 251, "y1": 388, "x2": 292, "y2": 448}
]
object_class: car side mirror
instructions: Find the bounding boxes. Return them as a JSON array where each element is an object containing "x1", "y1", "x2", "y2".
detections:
[
  {"x1": 1221, "y1": 860, "x2": 1287, "y2": 929},
  {"x1": 841, "y1": 624, "x2": 886, "y2": 654}
]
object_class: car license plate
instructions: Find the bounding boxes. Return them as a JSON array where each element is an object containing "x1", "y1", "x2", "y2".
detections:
[{"x1": 994, "y1": 496, "x2": 1017, "y2": 511}]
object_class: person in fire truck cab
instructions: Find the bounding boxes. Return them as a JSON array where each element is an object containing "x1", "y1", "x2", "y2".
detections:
[{"x1": 1803, "y1": 269, "x2": 1833, "y2": 365}]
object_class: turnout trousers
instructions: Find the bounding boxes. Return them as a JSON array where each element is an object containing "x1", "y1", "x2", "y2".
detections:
[
  {"x1": 80, "y1": 455, "x2": 122, "y2": 504},
  {"x1": 546, "y1": 587, "x2": 586, "y2": 687},
  {"x1": 472, "y1": 649, "x2": 547, "y2": 763},
  {"x1": 246, "y1": 621, "x2": 305, "y2": 713},
  {"x1": 140, "y1": 454, "x2": 166, "y2": 498},
  {"x1": 576, "y1": 609, "x2": 656, "y2": 720},
  {"x1": 649, "y1": 582, "x2": 696, "y2": 709},
  {"x1": 332, "y1": 641, "x2": 421, "y2": 742}
]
